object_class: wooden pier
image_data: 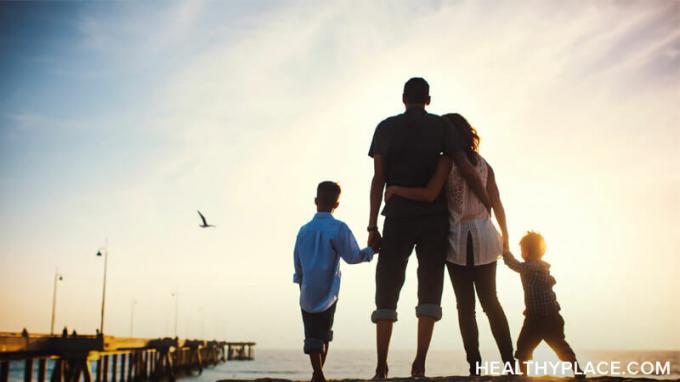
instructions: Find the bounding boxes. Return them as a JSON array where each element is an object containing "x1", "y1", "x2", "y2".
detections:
[{"x1": 0, "y1": 332, "x2": 255, "y2": 382}]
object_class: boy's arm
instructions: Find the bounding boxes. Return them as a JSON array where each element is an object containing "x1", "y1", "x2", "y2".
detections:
[
  {"x1": 334, "y1": 224, "x2": 374, "y2": 264},
  {"x1": 293, "y1": 234, "x2": 303, "y2": 284},
  {"x1": 385, "y1": 156, "x2": 452, "y2": 203},
  {"x1": 502, "y1": 251, "x2": 523, "y2": 273},
  {"x1": 527, "y1": 267, "x2": 557, "y2": 286}
]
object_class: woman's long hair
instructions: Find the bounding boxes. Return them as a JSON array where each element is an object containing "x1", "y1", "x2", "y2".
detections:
[{"x1": 443, "y1": 113, "x2": 480, "y2": 165}]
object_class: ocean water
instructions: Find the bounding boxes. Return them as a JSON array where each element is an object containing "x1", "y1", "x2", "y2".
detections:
[
  {"x1": 193, "y1": 349, "x2": 680, "y2": 381},
  {"x1": 8, "y1": 349, "x2": 680, "y2": 381}
]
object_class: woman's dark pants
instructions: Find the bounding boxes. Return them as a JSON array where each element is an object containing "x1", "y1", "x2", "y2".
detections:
[{"x1": 447, "y1": 233, "x2": 514, "y2": 375}]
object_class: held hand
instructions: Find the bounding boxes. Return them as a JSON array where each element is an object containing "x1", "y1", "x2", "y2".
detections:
[
  {"x1": 368, "y1": 230, "x2": 382, "y2": 252},
  {"x1": 371, "y1": 241, "x2": 381, "y2": 253}
]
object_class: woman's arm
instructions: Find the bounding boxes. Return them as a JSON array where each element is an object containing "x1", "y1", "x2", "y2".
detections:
[
  {"x1": 385, "y1": 155, "x2": 452, "y2": 202},
  {"x1": 487, "y1": 165, "x2": 509, "y2": 251}
]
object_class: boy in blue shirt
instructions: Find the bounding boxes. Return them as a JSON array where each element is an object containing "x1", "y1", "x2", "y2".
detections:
[{"x1": 294, "y1": 181, "x2": 378, "y2": 382}]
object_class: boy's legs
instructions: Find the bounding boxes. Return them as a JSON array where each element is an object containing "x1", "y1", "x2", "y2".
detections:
[
  {"x1": 515, "y1": 316, "x2": 543, "y2": 375},
  {"x1": 543, "y1": 314, "x2": 583, "y2": 376},
  {"x1": 309, "y1": 353, "x2": 324, "y2": 382},
  {"x1": 302, "y1": 304, "x2": 336, "y2": 382},
  {"x1": 373, "y1": 217, "x2": 414, "y2": 378},
  {"x1": 411, "y1": 214, "x2": 448, "y2": 377},
  {"x1": 474, "y1": 261, "x2": 515, "y2": 370},
  {"x1": 322, "y1": 341, "x2": 329, "y2": 366},
  {"x1": 321, "y1": 303, "x2": 336, "y2": 367}
]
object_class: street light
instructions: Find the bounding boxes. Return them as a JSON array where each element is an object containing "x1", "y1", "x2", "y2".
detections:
[
  {"x1": 50, "y1": 269, "x2": 63, "y2": 335},
  {"x1": 199, "y1": 306, "x2": 205, "y2": 339},
  {"x1": 129, "y1": 299, "x2": 137, "y2": 337},
  {"x1": 171, "y1": 291, "x2": 179, "y2": 338},
  {"x1": 96, "y1": 239, "x2": 109, "y2": 335}
]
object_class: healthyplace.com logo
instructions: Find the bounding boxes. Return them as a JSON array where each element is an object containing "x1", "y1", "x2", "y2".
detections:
[{"x1": 477, "y1": 361, "x2": 672, "y2": 376}]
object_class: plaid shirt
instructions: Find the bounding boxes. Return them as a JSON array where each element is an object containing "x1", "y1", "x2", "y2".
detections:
[{"x1": 503, "y1": 253, "x2": 561, "y2": 315}]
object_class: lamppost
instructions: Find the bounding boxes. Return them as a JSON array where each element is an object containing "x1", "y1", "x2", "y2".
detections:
[
  {"x1": 96, "y1": 239, "x2": 109, "y2": 335},
  {"x1": 50, "y1": 269, "x2": 63, "y2": 335},
  {"x1": 129, "y1": 299, "x2": 137, "y2": 337},
  {"x1": 199, "y1": 306, "x2": 205, "y2": 339},
  {"x1": 171, "y1": 291, "x2": 178, "y2": 338}
]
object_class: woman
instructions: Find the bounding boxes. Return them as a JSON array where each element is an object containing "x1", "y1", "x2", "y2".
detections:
[{"x1": 385, "y1": 113, "x2": 514, "y2": 375}]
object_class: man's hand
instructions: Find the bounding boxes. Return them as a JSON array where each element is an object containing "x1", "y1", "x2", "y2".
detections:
[{"x1": 368, "y1": 230, "x2": 382, "y2": 252}]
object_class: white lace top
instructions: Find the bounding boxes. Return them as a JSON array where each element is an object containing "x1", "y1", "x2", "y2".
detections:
[{"x1": 445, "y1": 154, "x2": 503, "y2": 266}]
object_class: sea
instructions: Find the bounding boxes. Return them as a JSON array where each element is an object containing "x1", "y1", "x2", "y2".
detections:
[{"x1": 7, "y1": 349, "x2": 680, "y2": 381}]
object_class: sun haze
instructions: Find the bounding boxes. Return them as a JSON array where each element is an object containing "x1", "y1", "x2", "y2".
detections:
[{"x1": 0, "y1": 1, "x2": 678, "y2": 352}]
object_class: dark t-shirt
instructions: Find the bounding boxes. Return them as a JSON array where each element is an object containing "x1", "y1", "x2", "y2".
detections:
[{"x1": 368, "y1": 107, "x2": 461, "y2": 218}]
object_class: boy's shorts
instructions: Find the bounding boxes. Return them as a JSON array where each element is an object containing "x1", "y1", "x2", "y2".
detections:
[
  {"x1": 301, "y1": 302, "x2": 336, "y2": 354},
  {"x1": 515, "y1": 313, "x2": 577, "y2": 361}
]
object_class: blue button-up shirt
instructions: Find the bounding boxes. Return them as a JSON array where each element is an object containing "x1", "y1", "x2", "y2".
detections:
[{"x1": 293, "y1": 212, "x2": 374, "y2": 313}]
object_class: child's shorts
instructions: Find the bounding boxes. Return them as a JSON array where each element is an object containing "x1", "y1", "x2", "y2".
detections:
[
  {"x1": 301, "y1": 302, "x2": 336, "y2": 354},
  {"x1": 515, "y1": 313, "x2": 576, "y2": 361}
]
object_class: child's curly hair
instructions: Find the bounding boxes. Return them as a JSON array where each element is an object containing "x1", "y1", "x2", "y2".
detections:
[{"x1": 519, "y1": 231, "x2": 547, "y2": 260}]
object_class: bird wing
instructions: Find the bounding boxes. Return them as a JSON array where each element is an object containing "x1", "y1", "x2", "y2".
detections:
[{"x1": 197, "y1": 210, "x2": 208, "y2": 225}]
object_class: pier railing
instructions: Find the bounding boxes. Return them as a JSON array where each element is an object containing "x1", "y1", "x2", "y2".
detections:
[{"x1": 0, "y1": 332, "x2": 255, "y2": 382}]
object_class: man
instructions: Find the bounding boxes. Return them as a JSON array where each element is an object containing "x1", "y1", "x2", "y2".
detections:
[{"x1": 367, "y1": 77, "x2": 491, "y2": 378}]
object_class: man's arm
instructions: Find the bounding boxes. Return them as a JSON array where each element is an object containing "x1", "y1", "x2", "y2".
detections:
[
  {"x1": 453, "y1": 151, "x2": 492, "y2": 210},
  {"x1": 385, "y1": 156, "x2": 452, "y2": 203},
  {"x1": 368, "y1": 155, "x2": 385, "y2": 247}
]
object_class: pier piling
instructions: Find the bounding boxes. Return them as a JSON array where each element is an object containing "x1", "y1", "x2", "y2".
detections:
[{"x1": 0, "y1": 332, "x2": 255, "y2": 382}]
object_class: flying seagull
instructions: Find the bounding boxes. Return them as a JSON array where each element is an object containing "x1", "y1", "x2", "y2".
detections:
[{"x1": 197, "y1": 210, "x2": 215, "y2": 228}]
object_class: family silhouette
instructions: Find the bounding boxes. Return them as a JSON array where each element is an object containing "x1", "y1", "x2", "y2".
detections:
[{"x1": 293, "y1": 78, "x2": 582, "y2": 382}]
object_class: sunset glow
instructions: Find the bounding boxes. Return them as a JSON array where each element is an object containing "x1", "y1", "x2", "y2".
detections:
[{"x1": 1, "y1": 1, "x2": 678, "y2": 356}]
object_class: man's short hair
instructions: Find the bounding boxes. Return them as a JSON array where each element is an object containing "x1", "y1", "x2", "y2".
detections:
[
  {"x1": 403, "y1": 77, "x2": 430, "y2": 103},
  {"x1": 519, "y1": 231, "x2": 547, "y2": 260},
  {"x1": 316, "y1": 181, "x2": 341, "y2": 207}
]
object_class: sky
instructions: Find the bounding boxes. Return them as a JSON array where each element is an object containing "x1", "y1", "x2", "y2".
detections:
[{"x1": 1, "y1": 0, "x2": 679, "y2": 355}]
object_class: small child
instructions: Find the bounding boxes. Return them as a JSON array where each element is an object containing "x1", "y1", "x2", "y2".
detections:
[
  {"x1": 293, "y1": 181, "x2": 378, "y2": 382},
  {"x1": 503, "y1": 231, "x2": 584, "y2": 377}
]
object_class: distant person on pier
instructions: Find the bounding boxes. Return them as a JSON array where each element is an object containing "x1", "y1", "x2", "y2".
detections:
[{"x1": 293, "y1": 181, "x2": 379, "y2": 382}]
